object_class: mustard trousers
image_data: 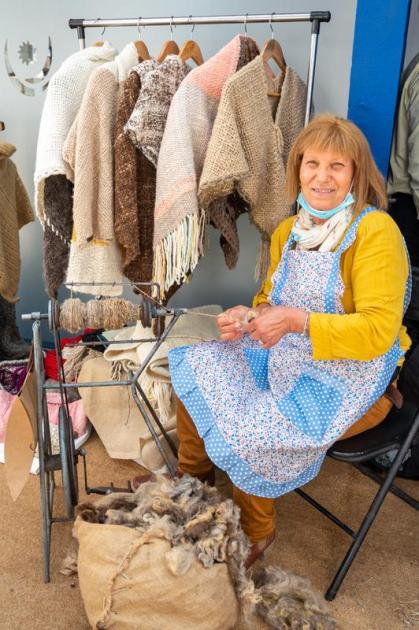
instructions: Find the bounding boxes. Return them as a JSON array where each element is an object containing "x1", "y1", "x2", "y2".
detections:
[{"x1": 176, "y1": 393, "x2": 393, "y2": 543}]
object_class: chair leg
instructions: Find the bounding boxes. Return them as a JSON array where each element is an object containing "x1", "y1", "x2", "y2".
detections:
[{"x1": 326, "y1": 418, "x2": 419, "y2": 600}]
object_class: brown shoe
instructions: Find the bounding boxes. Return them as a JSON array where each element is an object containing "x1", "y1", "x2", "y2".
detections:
[
  {"x1": 245, "y1": 530, "x2": 276, "y2": 569},
  {"x1": 195, "y1": 468, "x2": 216, "y2": 486}
]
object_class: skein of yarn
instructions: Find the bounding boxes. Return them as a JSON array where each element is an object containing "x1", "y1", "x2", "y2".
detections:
[
  {"x1": 101, "y1": 298, "x2": 139, "y2": 329},
  {"x1": 60, "y1": 298, "x2": 86, "y2": 333},
  {"x1": 60, "y1": 298, "x2": 142, "y2": 332},
  {"x1": 86, "y1": 299, "x2": 103, "y2": 330}
]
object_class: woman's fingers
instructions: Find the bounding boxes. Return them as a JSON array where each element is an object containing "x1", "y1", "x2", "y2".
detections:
[
  {"x1": 217, "y1": 313, "x2": 244, "y2": 332},
  {"x1": 220, "y1": 331, "x2": 244, "y2": 341}
]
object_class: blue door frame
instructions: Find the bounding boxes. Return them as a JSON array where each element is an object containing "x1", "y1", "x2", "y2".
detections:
[{"x1": 348, "y1": 0, "x2": 412, "y2": 177}]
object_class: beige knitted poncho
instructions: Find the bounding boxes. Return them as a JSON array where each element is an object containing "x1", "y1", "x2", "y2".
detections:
[
  {"x1": 0, "y1": 143, "x2": 34, "y2": 302},
  {"x1": 198, "y1": 56, "x2": 307, "y2": 278},
  {"x1": 63, "y1": 43, "x2": 139, "y2": 296}
]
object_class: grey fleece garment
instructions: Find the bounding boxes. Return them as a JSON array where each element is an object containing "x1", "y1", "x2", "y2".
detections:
[{"x1": 388, "y1": 53, "x2": 419, "y2": 217}]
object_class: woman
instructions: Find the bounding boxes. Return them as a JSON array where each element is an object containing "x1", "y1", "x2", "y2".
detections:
[{"x1": 168, "y1": 114, "x2": 411, "y2": 564}]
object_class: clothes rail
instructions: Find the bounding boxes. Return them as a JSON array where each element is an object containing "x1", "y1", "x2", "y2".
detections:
[{"x1": 69, "y1": 11, "x2": 331, "y2": 124}]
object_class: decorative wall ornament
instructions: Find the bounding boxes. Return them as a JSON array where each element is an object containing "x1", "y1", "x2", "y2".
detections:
[
  {"x1": 18, "y1": 41, "x2": 37, "y2": 65},
  {"x1": 4, "y1": 37, "x2": 52, "y2": 96}
]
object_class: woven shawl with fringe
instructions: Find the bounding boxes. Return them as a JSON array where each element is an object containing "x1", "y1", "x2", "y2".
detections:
[
  {"x1": 63, "y1": 44, "x2": 138, "y2": 296},
  {"x1": 153, "y1": 35, "x2": 259, "y2": 299}
]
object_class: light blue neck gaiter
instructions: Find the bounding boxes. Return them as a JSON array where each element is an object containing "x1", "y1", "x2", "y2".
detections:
[{"x1": 297, "y1": 191, "x2": 355, "y2": 220}]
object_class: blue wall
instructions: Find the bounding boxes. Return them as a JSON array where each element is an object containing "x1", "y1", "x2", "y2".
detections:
[{"x1": 348, "y1": 0, "x2": 411, "y2": 176}]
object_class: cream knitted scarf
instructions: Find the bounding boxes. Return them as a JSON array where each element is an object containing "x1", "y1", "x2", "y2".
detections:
[{"x1": 291, "y1": 205, "x2": 353, "y2": 251}]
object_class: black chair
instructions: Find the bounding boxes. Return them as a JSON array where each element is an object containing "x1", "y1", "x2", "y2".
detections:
[{"x1": 295, "y1": 396, "x2": 419, "y2": 601}]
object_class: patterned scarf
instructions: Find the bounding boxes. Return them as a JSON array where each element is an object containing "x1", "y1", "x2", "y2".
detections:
[{"x1": 291, "y1": 205, "x2": 353, "y2": 252}]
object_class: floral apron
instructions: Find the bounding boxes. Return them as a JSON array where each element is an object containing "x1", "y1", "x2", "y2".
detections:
[{"x1": 169, "y1": 208, "x2": 411, "y2": 497}]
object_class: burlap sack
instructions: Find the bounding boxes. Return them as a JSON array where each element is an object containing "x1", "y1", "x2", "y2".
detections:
[{"x1": 75, "y1": 518, "x2": 239, "y2": 630}]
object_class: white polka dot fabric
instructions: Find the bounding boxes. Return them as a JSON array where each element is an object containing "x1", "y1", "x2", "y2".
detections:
[{"x1": 169, "y1": 208, "x2": 410, "y2": 498}]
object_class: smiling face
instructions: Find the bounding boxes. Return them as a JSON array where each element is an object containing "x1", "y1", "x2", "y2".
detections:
[{"x1": 299, "y1": 148, "x2": 354, "y2": 213}]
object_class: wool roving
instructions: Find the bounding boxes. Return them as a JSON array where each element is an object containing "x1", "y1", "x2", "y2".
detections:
[{"x1": 59, "y1": 298, "x2": 142, "y2": 333}]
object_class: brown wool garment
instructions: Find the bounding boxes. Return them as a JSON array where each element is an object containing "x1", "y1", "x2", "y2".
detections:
[
  {"x1": 42, "y1": 175, "x2": 73, "y2": 297},
  {"x1": 125, "y1": 55, "x2": 191, "y2": 168},
  {"x1": 115, "y1": 58, "x2": 190, "y2": 289},
  {"x1": 114, "y1": 61, "x2": 158, "y2": 286},
  {"x1": 0, "y1": 142, "x2": 34, "y2": 303},
  {"x1": 206, "y1": 39, "x2": 259, "y2": 271}
]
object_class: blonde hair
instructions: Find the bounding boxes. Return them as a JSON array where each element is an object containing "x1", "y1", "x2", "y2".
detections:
[{"x1": 286, "y1": 114, "x2": 387, "y2": 213}]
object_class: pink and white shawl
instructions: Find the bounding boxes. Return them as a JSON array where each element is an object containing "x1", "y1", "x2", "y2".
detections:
[{"x1": 153, "y1": 35, "x2": 259, "y2": 298}]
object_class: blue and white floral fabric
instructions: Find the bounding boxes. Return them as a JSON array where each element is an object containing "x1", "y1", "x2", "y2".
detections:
[{"x1": 169, "y1": 208, "x2": 410, "y2": 497}]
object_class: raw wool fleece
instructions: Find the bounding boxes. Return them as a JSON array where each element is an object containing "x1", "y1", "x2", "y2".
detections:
[
  {"x1": 75, "y1": 475, "x2": 336, "y2": 630},
  {"x1": 63, "y1": 43, "x2": 139, "y2": 296},
  {"x1": 198, "y1": 56, "x2": 307, "y2": 279},
  {"x1": 34, "y1": 44, "x2": 117, "y2": 297},
  {"x1": 0, "y1": 143, "x2": 34, "y2": 303},
  {"x1": 153, "y1": 35, "x2": 259, "y2": 299}
]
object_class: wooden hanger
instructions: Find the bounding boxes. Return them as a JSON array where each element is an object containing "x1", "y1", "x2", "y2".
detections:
[
  {"x1": 133, "y1": 19, "x2": 151, "y2": 61},
  {"x1": 0, "y1": 122, "x2": 5, "y2": 131},
  {"x1": 157, "y1": 17, "x2": 179, "y2": 63},
  {"x1": 157, "y1": 39, "x2": 179, "y2": 63},
  {"x1": 178, "y1": 39, "x2": 204, "y2": 66},
  {"x1": 134, "y1": 40, "x2": 151, "y2": 61},
  {"x1": 262, "y1": 39, "x2": 287, "y2": 97}
]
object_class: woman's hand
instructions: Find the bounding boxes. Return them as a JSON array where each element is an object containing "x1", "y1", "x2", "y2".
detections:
[
  {"x1": 217, "y1": 305, "x2": 250, "y2": 341},
  {"x1": 247, "y1": 306, "x2": 306, "y2": 348}
]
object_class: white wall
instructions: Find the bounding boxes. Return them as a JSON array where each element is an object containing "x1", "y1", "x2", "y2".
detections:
[{"x1": 0, "y1": 0, "x2": 357, "y2": 339}]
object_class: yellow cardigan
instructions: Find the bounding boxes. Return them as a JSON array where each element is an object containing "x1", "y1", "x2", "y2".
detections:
[{"x1": 253, "y1": 210, "x2": 411, "y2": 361}]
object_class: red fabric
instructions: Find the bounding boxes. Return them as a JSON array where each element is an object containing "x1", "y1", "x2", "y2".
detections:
[{"x1": 43, "y1": 329, "x2": 96, "y2": 381}]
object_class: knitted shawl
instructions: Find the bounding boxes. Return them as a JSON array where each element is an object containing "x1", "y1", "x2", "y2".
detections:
[
  {"x1": 198, "y1": 56, "x2": 307, "y2": 279},
  {"x1": 0, "y1": 143, "x2": 34, "y2": 303},
  {"x1": 153, "y1": 35, "x2": 259, "y2": 299},
  {"x1": 125, "y1": 55, "x2": 191, "y2": 166},
  {"x1": 63, "y1": 44, "x2": 139, "y2": 296},
  {"x1": 34, "y1": 42, "x2": 116, "y2": 226},
  {"x1": 114, "y1": 57, "x2": 189, "y2": 285},
  {"x1": 34, "y1": 43, "x2": 117, "y2": 297}
]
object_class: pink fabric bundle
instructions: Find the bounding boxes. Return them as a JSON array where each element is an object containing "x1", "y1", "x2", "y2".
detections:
[{"x1": 46, "y1": 392, "x2": 87, "y2": 437}]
